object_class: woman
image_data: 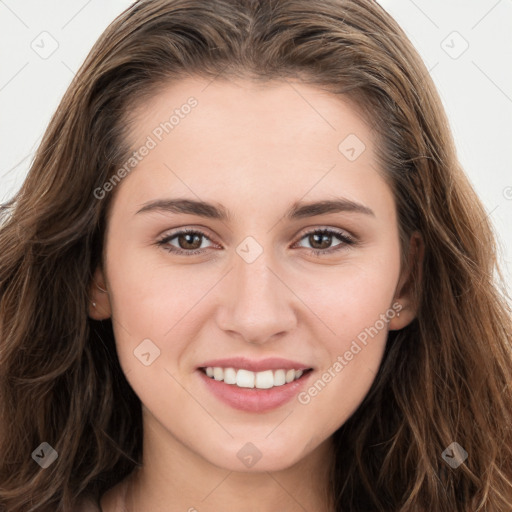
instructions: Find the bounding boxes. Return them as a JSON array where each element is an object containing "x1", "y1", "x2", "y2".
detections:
[{"x1": 1, "y1": 0, "x2": 511, "y2": 510}]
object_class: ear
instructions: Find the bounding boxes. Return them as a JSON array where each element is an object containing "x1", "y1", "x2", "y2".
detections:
[
  {"x1": 88, "y1": 266, "x2": 112, "y2": 320},
  {"x1": 388, "y1": 231, "x2": 423, "y2": 331}
]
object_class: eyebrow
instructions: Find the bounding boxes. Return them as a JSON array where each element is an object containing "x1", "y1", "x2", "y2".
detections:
[{"x1": 135, "y1": 197, "x2": 375, "y2": 220}]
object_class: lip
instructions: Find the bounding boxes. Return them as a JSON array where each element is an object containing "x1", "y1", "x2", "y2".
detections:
[
  {"x1": 197, "y1": 367, "x2": 313, "y2": 413},
  {"x1": 197, "y1": 357, "x2": 313, "y2": 372}
]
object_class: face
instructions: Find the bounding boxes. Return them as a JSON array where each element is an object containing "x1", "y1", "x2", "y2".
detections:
[{"x1": 90, "y1": 76, "x2": 416, "y2": 473}]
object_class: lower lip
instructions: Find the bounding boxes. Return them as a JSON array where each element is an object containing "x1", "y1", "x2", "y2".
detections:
[{"x1": 197, "y1": 369, "x2": 313, "y2": 413}]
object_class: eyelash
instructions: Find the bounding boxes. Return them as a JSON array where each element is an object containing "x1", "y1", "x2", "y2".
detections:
[{"x1": 156, "y1": 227, "x2": 356, "y2": 257}]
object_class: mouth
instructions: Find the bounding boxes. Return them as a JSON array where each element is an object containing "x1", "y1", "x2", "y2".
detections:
[
  {"x1": 199, "y1": 366, "x2": 314, "y2": 390},
  {"x1": 197, "y1": 365, "x2": 314, "y2": 412}
]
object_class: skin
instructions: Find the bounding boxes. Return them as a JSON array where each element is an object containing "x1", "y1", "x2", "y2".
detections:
[{"x1": 89, "y1": 76, "x2": 420, "y2": 512}]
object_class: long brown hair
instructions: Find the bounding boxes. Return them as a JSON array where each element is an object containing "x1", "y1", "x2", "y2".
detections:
[{"x1": 1, "y1": 0, "x2": 511, "y2": 510}]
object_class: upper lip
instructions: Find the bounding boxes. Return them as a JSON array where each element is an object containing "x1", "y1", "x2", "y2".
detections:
[{"x1": 197, "y1": 357, "x2": 313, "y2": 372}]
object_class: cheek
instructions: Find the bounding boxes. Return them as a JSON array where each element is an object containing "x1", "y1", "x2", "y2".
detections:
[
  {"x1": 104, "y1": 239, "x2": 236, "y2": 390},
  {"x1": 296, "y1": 298, "x2": 392, "y2": 436},
  {"x1": 106, "y1": 218, "x2": 211, "y2": 316},
  {"x1": 304, "y1": 249, "x2": 400, "y2": 339},
  {"x1": 294, "y1": 253, "x2": 399, "y2": 425}
]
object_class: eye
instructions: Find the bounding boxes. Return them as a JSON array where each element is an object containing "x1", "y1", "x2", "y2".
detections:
[
  {"x1": 156, "y1": 229, "x2": 217, "y2": 256},
  {"x1": 156, "y1": 227, "x2": 356, "y2": 257},
  {"x1": 293, "y1": 228, "x2": 356, "y2": 256}
]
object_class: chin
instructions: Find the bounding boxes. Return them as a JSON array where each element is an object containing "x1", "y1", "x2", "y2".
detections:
[{"x1": 201, "y1": 439, "x2": 310, "y2": 473}]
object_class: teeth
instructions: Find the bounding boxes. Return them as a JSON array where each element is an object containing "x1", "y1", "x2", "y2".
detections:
[
  {"x1": 203, "y1": 367, "x2": 307, "y2": 389},
  {"x1": 255, "y1": 369, "x2": 274, "y2": 389},
  {"x1": 236, "y1": 369, "x2": 255, "y2": 388},
  {"x1": 223, "y1": 367, "x2": 237, "y2": 385},
  {"x1": 273, "y1": 369, "x2": 286, "y2": 386}
]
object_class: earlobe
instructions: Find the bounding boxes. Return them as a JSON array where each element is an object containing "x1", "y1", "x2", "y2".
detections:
[
  {"x1": 388, "y1": 303, "x2": 416, "y2": 331},
  {"x1": 88, "y1": 266, "x2": 112, "y2": 320},
  {"x1": 388, "y1": 232, "x2": 424, "y2": 331}
]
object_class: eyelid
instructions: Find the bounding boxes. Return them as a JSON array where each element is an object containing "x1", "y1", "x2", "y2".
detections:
[
  {"x1": 156, "y1": 226, "x2": 220, "y2": 251},
  {"x1": 294, "y1": 226, "x2": 355, "y2": 242},
  {"x1": 156, "y1": 225, "x2": 357, "y2": 256},
  {"x1": 157, "y1": 225, "x2": 355, "y2": 242}
]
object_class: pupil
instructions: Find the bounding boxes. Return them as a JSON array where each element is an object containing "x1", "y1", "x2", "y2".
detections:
[
  {"x1": 181, "y1": 233, "x2": 201, "y2": 249},
  {"x1": 312, "y1": 233, "x2": 331, "y2": 249}
]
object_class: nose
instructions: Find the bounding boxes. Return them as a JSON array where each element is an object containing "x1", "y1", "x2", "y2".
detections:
[{"x1": 215, "y1": 248, "x2": 298, "y2": 345}]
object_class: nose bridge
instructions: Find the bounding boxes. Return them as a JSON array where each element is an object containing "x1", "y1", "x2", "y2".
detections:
[
  {"x1": 237, "y1": 250, "x2": 277, "y2": 305},
  {"x1": 218, "y1": 241, "x2": 297, "y2": 343}
]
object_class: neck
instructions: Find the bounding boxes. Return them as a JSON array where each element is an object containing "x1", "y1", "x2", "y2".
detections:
[{"x1": 123, "y1": 412, "x2": 335, "y2": 512}]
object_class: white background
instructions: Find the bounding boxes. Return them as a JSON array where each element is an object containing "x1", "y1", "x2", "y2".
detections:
[{"x1": 1, "y1": 0, "x2": 511, "y2": 290}]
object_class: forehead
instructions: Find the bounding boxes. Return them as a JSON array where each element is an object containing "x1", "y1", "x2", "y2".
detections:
[
  {"x1": 110, "y1": 76, "x2": 392, "y2": 220},
  {"x1": 128, "y1": 76, "x2": 374, "y2": 148}
]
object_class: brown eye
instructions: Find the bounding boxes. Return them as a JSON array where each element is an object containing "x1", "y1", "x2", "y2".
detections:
[
  {"x1": 295, "y1": 228, "x2": 355, "y2": 255},
  {"x1": 176, "y1": 232, "x2": 203, "y2": 250},
  {"x1": 308, "y1": 232, "x2": 334, "y2": 250},
  {"x1": 157, "y1": 229, "x2": 214, "y2": 255}
]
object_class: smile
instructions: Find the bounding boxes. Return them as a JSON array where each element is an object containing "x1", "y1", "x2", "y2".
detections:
[
  {"x1": 197, "y1": 367, "x2": 313, "y2": 413},
  {"x1": 201, "y1": 367, "x2": 311, "y2": 389}
]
